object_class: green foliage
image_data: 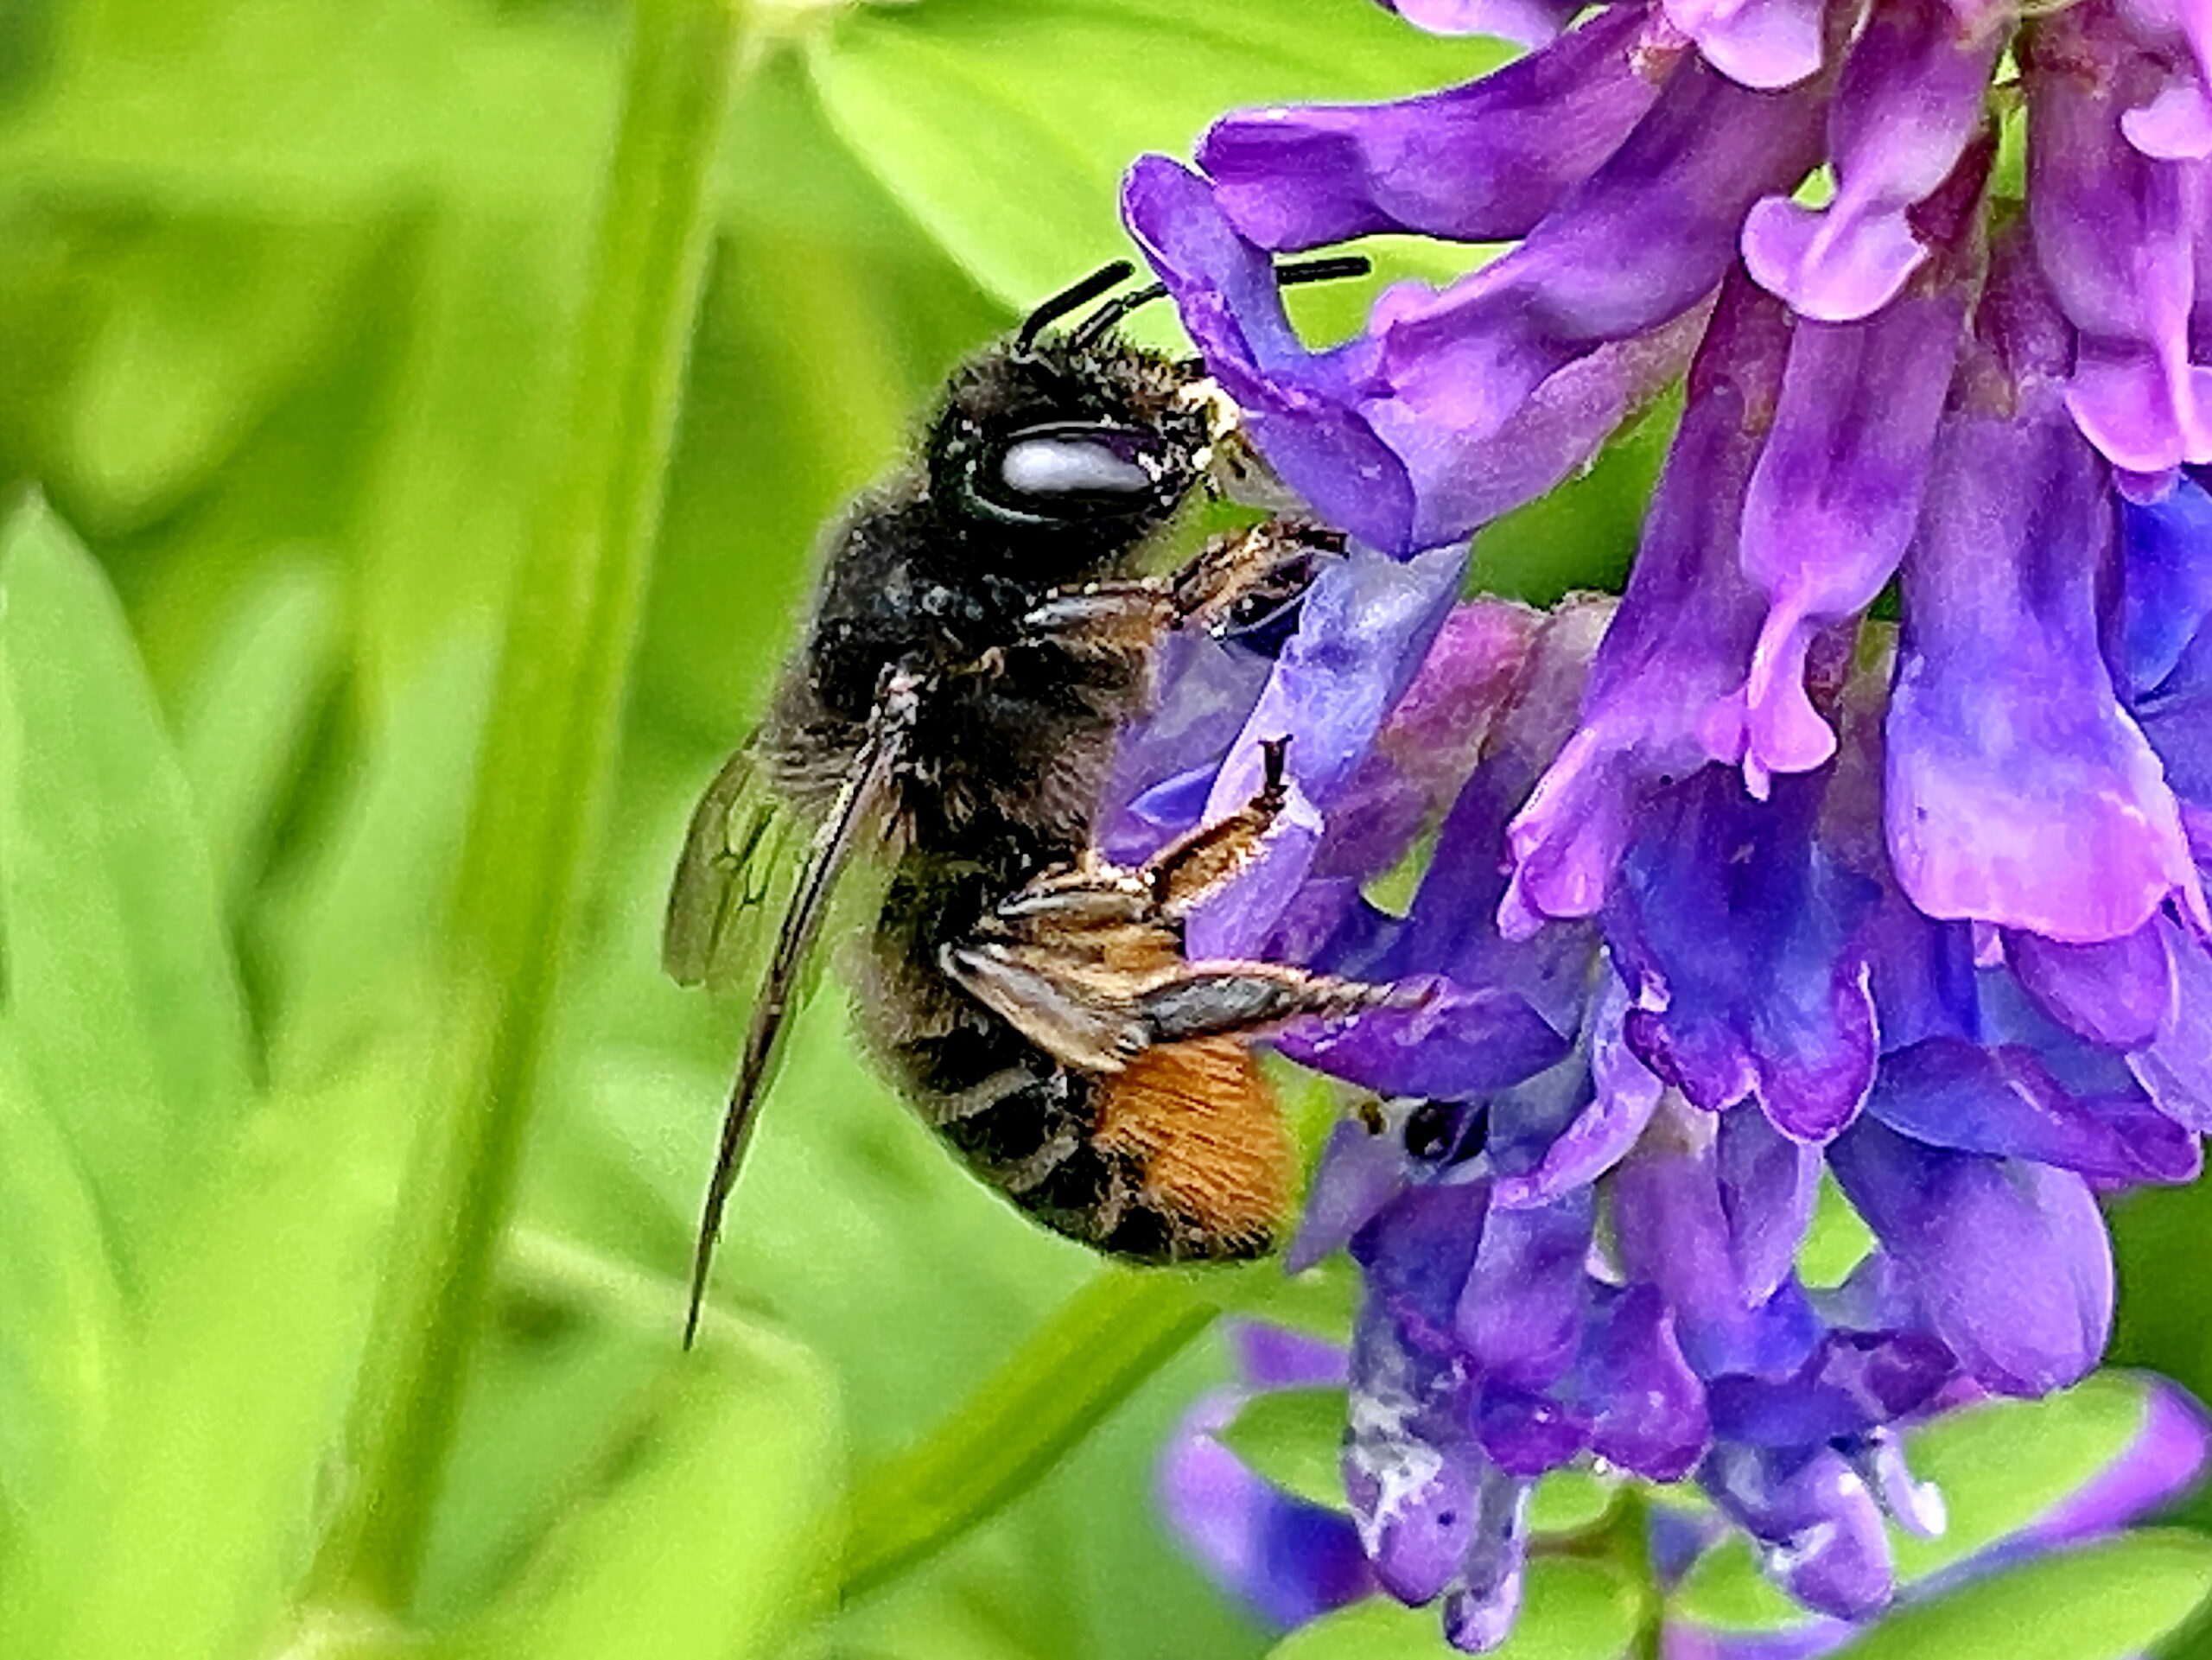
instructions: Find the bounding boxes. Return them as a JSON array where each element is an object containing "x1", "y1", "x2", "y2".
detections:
[
  {"x1": 0, "y1": 3, "x2": 2209, "y2": 1659},
  {"x1": 1270, "y1": 1559, "x2": 1647, "y2": 1660}
]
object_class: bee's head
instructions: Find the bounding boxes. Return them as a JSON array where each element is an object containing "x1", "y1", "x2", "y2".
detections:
[
  {"x1": 922, "y1": 257, "x2": 1365, "y2": 576},
  {"x1": 925, "y1": 308, "x2": 1214, "y2": 569}
]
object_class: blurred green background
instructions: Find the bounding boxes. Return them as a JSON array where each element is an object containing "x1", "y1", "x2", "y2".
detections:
[{"x1": 6, "y1": 1, "x2": 2212, "y2": 1657}]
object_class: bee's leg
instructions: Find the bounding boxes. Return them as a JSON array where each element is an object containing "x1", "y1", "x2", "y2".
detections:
[
  {"x1": 1143, "y1": 737, "x2": 1289, "y2": 916},
  {"x1": 1136, "y1": 963, "x2": 1405, "y2": 1046},
  {"x1": 1170, "y1": 517, "x2": 1342, "y2": 632},
  {"x1": 1016, "y1": 582, "x2": 1175, "y2": 658},
  {"x1": 941, "y1": 941, "x2": 1151, "y2": 1073}
]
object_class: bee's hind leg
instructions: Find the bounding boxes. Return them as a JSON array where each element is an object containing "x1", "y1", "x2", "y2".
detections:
[{"x1": 1136, "y1": 962, "x2": 1405, "y2": 1046}]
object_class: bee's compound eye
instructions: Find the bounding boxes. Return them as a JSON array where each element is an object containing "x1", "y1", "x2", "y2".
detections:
[
  {"x1": 998, "y1": 435, "x2": 1156, "y2": 498},
  {"x1": 969, "y1": 422, "x2": 1174, "y2": 523}
]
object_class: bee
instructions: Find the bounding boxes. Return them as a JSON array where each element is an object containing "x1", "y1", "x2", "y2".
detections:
[{"x1": 664, "y1": 257, "x2": 1387, "y2": 1341}]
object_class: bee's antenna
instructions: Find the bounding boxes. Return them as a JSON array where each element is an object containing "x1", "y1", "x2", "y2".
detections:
[
  {"x1": 1018, "y1": 260, "x2": 1136, "y2": 352},
  {"x1": 1064, "y1": 253, "x2": 1375, "y2": 351}
]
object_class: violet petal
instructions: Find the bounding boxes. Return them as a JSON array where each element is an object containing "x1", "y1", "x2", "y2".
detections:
[{"x1": 1827, "y1": 1118, "x2": 2114, "y2": 1395}]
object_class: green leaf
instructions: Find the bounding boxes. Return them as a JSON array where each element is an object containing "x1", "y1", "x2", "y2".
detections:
[
  {"x1": 311, "y1": 0, "x2": 750, "y2": 1608},
  {"x1": 1891, "y1": 1373, "x2": 2149, "y2": 1582},
  {"x1": 0, "y1": 1046, "x2": 124, "y2": 1531},
  {"x1": 1828, "y1": 1531, "x2": 2212, "y2": 1660},
  {"x1": 810, "y1": 0, "x2": 1502, "y2": 308},
  {"x1": 840, "y1": 1267, "x2": 1218, "y2": 1602},
  {"x1": 1270, "y1": 1559, "x2": 1647, "y2": 1660},
  {"x1": 0, "y1": 0, "x2": 615, "y2": 215},
  {"x1": 430, "y1": 1257, "x2": 842, "y2": 1660},
  {"x1": 0, "y1": 496, "x2": 252, "y2": 1284},
  {"x1": 1221, "y1": 1385, "x2": 1345, "y2": 1511},
  {"x1": 177, "y1": 555, "x2": 344, "y2": 910},
  {"x1": 0, "y1": 1051, "x2": 420, "y2": 1660},
  {"x1": 1529, "y1": 1467, "x2": 1620, "y2": 1537}
]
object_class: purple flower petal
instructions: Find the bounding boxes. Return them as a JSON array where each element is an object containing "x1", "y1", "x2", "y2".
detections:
[
  {"x1": 1159, "y1": 1390, "x2": 1374, "y2": 1627},
  {"x1": 1458, "y1": 1191, "x2": 1595, "y2": 1390},
  {"x1": 2117, "y1": 0, "x2": 2212, "y2": 158},
  {"x1": 1582, "y1": 1282, "x2": 1713, "y2": 1479},
  {"x1": 1842, "y1": 1427, "x2": 1948, "y2": 1538},
  {"x1": 1344, "y1": 1294, "x2": 1485, "y2": 1604},
  {"x1": 2026, "y1": 3, "x2": 2212, "y2": 474},
  {"x1": 1192, "y1": 544, "x2": 1465, "y2": 959},
  {"x1": 1711, "y1": 236, "x2": 1975, "y2": 794},
  {"x1": 1355, "y1": 1177, "x2": 1491, "y2": 1345},
  {"x1": 1371, "y1": 55, "x2": 1827, "y2": 449},
  {"x1": 1492, "y1": 971, "x2": 1667, "y2": 1206},
  {"x1": 1705, "y1": 1326, "x2": 1955, "y2": 1447},
  {"x1": 1605, "y1": 768, "x2": 1880, "y2": 1141},
  {"x1": 1700, "y1": 1443, "x2": 1896, "y2": 1620},
  {"x1": 1443, "y1": 1467, "x2": 1535, "y2": 1653},
  {"x1": 1203, "y1": 6, "x2": 1669, "y2": 251},
  {"x1": 1884, "y1": 245, "x2": 2204, "y2": 944},
  {"x1": 2132, "y1": 915, "x2": 2212, "y2": 1129},
  {"x1": 1123, "y1": 156, "x2": 1706, "y2": 553},
  {"x1": 1865, "y1": 1036, "x2": 2201, "y2": 1182},
  {"x1": 1281, "y1": 975, "x2": 1575, "y2": 1098},
  {"x1": 1663, "y1": 0, "x2": 1826, "y2": 90},
  {"x1": 2006, "y1": 921, "x2": 2175, "y2": 1051},
  {"x1": 1502, "y1": 270, "x2": 1789, "y2": 936},
  {"x1": 1235, "y1": 1321, "x2": 1353, "y2": 1390},
  {"x1": 1718, "y1": 1103, "x2": 1824, "y2": 1303},
  {"x1": 1611, "y1": 1127, "x2": 1777, "y2": 1377},
  {"x1": 1827, "y1": 1117, "x2": 2113, "y2": 1395},
  {"x1": 1293, "y1": 1117, "x2": 1416, "y2": 1274},
  {"x1": 1742, "y1": 0, "x2": 2002, "y2": 321}
]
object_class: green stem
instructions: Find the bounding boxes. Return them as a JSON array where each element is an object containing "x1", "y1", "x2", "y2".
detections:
[
  {"x1": 837, "y1": 1269, "x2": 1222, "y2": 1604},
  {"x1": 311, "y1": 0, "x2": 746, "y2": 1613}
]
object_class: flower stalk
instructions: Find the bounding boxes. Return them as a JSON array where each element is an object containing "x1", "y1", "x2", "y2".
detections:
[{"x1": 310, "y1": 0, "x2": 747, "y2": 1612}]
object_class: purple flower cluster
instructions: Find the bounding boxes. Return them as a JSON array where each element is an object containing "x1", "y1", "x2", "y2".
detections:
[{"x1": 1106, "y1": 0, "x2": 2212, "y2": 1647}]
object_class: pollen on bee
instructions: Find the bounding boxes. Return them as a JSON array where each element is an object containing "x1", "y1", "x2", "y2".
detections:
[{"x1": 1093, "y1": 1038, "x2": 1294, "y2": 1246}]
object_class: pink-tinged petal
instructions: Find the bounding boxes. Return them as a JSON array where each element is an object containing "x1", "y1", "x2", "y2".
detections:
[
  {"x1": 1663, "y1": 0, "x2": 1827, "y2": 90},
  {"x1": 2118, "y1": 0, "x2": 2212, "y2": 157},
  {"x1": 1205, "y1": 7, "x2": 1669, "y2": 251},
  {"x1": 1742, "y1": 0, "x2": 2003, "y2": 321},
  {"x1": 1713, "y1": 218, "x2": 1977, "y2": 796},
  {"x1": 1501, "y1": 270, "x2": 1788, "y2": 938},
  {"x1": 2027, "y1": 3, "x2": 2212, "y2": 473},
  {"x1": 1885, "y1": 239, "x2": 2205, "y2": 944},
  {"x1": 1382, "y1": 0, "x2": 1595, "y2": 47}
]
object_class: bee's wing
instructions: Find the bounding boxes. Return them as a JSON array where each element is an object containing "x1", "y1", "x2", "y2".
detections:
[
  {"x1": 662, "y1": 735, "x2": 810, "y2": 994},
  {"x1": 677, "y1": 684, "x2": 917, "y2": 1345}
]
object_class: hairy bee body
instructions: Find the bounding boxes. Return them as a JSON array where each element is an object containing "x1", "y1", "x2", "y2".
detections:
[
  {"x1": 756, "y1": 332, "x2": 1287, "y2": 1258},
  {"x1": 667, "y1": 261, "x2": 1380, "y2": 1331}
]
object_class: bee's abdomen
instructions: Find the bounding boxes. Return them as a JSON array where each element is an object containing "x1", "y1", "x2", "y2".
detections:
[{"x1": 910, "y1": 1033, "x2": 1293, "y2": 1263}]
